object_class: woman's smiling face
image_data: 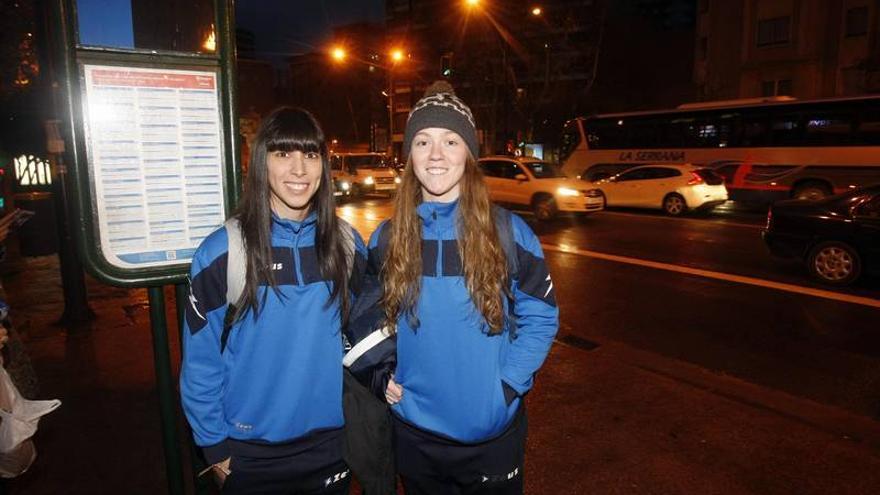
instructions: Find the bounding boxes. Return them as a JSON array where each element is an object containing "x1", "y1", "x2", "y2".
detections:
[
  {"x1": 267, "y1": 149, "x2": 323, "y2": 220},
  {"x1": 410, "y1": 127, "x2": 468, "y2": 202}
]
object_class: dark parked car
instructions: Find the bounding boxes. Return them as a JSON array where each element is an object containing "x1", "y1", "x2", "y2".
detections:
[{"x1": 762, "y1": 185, "x2": 880, "y2": 286}]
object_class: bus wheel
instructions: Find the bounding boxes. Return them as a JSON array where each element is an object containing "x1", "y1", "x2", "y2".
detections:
[
  {"x1": 663, "y1": 193, "x2": 687, "y2": 216},
  {"x1": 532, "y1": 194, "x2": 558, "y2": 221},
  {"x1": 807, "y1": 241, "x2": 861, "y2": 286},
  {"x1": 793, "y1": 181, "x2": 831, "y2": 201}
]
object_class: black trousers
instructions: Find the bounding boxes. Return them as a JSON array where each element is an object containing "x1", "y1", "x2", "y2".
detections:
[
  {"x1": 221, "y1": 431, "x2": 351, "y2": 495},
  {"x1": 394, "y1": 408, "x2": 527, "y2": 495}
]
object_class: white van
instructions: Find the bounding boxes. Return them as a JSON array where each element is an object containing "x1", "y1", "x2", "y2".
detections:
[{"x1": 330, "y1": 152, "x2": 400, "y2": 197}]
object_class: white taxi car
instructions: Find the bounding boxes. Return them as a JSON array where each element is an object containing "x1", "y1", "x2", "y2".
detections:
[{"x1": 478, "y1": 156, "x2": 604, "y2": 220}]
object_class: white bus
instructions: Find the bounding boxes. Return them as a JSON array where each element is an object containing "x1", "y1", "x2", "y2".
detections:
[{"x1": 559, "y1": 96, "x2": 880, "y2": 202}]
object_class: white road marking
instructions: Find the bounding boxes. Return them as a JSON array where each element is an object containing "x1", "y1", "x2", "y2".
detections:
[{"x1": 542, "y1": 243, "x2": 880, "y2": 309}]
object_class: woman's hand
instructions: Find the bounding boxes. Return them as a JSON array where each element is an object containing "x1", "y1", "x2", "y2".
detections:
[
  {"x1": 385, "y1": 375, "x2": 403, "y2": 405},
  {"x1": 211, "y1": 457, "x2": 231, "y2": 487}
]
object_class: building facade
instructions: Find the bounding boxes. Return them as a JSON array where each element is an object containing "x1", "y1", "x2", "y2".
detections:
[
  {"x1": 385, "y1": 0, "x2": 600, "y2": 156},
  {"x1": 695, "y1": 0, "x2": 880, "y2": 100}
]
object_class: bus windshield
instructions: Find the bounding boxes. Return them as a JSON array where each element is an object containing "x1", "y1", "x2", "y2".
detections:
[{"x1": 559, "y1": 119, "x2": 582, "y2": 165}]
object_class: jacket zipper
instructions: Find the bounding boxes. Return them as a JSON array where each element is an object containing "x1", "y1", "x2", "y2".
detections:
[{"x1": 292, "y1": 225, "x2": 303, "y2": 285}]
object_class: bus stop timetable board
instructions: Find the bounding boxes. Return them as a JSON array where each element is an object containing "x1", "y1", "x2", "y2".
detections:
[{"x1": 82, "y1": 65, "x2": 226, "y2": 270}]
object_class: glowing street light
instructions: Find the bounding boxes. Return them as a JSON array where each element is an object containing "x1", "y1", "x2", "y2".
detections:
[
  {"x1": 464, "y1": 0, "x2": 480, "y2": 9},
  {"x1": 531, "y1": 6, "x2": 542, "y2": 16},
  {"x1": 390, "y1": 48, "x2": 404, "y2": 63},
  {"x1": 331, "y1": 46, "x2": 347, "y2": 62}
]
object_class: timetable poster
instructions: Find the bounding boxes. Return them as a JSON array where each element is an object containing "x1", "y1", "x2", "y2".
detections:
[{"x1": 83, "y1": 65, "x2": 226, "y2": 269}]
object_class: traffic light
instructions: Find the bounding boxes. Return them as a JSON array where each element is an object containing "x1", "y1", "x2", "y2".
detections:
[{"x1": 441, "y1": 53, "x2": 453, "y2": 78}]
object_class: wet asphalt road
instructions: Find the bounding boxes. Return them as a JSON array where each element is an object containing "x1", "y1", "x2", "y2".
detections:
[{"x1": 340, "y1": 196, "x2": 880, "y2": 419}]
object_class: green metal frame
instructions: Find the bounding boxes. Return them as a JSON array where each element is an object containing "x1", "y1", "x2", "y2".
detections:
[{"x1": 53, "y1": 0, "x2": 240, "y2": 287}]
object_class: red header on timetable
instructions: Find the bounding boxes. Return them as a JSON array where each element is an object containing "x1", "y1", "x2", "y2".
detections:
[{"x1": 91, "y1": 69, "x2": 215, "y2": 90}]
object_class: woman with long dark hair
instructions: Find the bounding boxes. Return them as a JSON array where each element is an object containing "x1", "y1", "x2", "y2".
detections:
[
  {"x1": 361, "y1": 82, "x2": 559, "y2": 494},
  {"x1": 181, "y1": 107, "x2": 364, "y2": 494}
]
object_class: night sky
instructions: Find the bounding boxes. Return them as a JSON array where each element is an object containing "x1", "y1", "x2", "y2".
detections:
[{"x1": 236, "y1": 0, "x2": 385, "y2": 61}]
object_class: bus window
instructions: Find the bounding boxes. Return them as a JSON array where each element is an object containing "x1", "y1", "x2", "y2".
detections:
[
  {"x1": 857, "y1": 114, "x2": 880, "y2": 145},
  {"x1": 588, "y1": 119, "x2": 626, "y2": 149},
  {"x1": 628, "y1": 119, "x2": 659, "y2": 148},
  {"x1": 770, "y1": 112, "x2": 803, "y2": 146},
  {"x1": 681, "y1": 120, "x2": 723, "y2": 148},
  {"x1": 742, "y1": 114, "x2": 769, "y2": 146},
  {"x1": 804, "y1": 113, "x2": 853, "y2": 145},
  {"x1": 663, "y1": 119, "x2": 687, "y2": 147}
]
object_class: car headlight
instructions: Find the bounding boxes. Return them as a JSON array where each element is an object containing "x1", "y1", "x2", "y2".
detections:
[
  {"x1": 340, "y1": 181, "x2": 350, "y2": 191},
  {"x1": 394, "y1": 176, "x2": 401, "y2": 184},
  {"x1": 556, "y1": 187, "x2": 580, "y2": 197},
  {"x1": 364, "y1": 176, "x2": 374, "y2": 185}
]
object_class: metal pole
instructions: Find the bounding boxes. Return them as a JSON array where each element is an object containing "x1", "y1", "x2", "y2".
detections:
[
  {"x1": 174, "y1": 283, "x2": 211, "y2": 495},
  {"x1": 387, "y1": 69, "x2": 394, "y2": 156},
  {"x1": 48, "y1": 145, "x2": 96, "y2": 325},
  {"x1": 148, "y1": 285, "x2": 185, "y2": 495},
  {"x1": 38, "y1": 0, "x2": 95, "y2": 326}
]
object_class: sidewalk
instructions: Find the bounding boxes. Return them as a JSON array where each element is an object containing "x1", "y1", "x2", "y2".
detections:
[{"x1": 2, "y1": 249, "x2": 880, "y2": 494}]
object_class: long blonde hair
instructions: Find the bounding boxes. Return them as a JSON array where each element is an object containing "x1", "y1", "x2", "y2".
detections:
[{"x1": 381, "y1": 154, "x2": 509, "y2": 334}]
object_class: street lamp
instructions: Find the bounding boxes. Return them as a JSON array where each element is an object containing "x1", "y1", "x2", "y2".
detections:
[
  {"x1": 386, "y1": 48, "x2": 408, "y2": 155},
  {"x1": 328, "y1": 44, "x2": 406, "y2": 155},
  {"x1": 331, "y1": 46, "x2": 347, "y2": 62},
  {"x1": 464, "y1": 0, "x2": 481, "y2": 9},
  {"x1": 531, "y1": 6, "x2": 542, "y2": 16}
]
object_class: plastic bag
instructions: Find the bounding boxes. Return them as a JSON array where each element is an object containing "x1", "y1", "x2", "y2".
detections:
[{"x1": 0, "y1": 366, "x2": 60, "y2": 477}]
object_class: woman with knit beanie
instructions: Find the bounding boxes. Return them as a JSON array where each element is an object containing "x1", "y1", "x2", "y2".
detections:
[{"x1": 354, "y1": 81, "x2": 559, "y2": 494}]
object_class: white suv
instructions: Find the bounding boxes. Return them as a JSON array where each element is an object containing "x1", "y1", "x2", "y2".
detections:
[{"x1": 478, "y1": 156, "x2": 604, "y2": 220}]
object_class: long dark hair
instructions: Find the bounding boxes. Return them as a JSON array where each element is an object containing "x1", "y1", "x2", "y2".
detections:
[{"x1": 232, "y1": 107, "x2": 351, "y2": 324}]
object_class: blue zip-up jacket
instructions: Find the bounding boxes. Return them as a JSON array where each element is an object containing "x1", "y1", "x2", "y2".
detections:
[
  {"x1": 180, "y1": 213, "x2": 366, "y2": 464},
  {"x1": 367, "y1": 200, "x2": 558, "y2": 443}
]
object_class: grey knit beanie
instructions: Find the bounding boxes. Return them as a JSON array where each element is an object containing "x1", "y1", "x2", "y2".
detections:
[{"x1": 403, "y1": 81, "x2": 479, "y2": 160}]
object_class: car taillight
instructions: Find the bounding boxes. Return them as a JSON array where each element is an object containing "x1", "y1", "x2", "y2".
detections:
[{"x1": 687, "y1": 172, "x2": 704, "y2": 186}]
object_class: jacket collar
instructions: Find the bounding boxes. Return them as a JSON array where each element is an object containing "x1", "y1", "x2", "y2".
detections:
[
  {"x1": 271, "y1": 210, "x2": 317, "y2": 238},
  {"x1": 417, "y1": 199, "x2": 459, "y2": 234}
]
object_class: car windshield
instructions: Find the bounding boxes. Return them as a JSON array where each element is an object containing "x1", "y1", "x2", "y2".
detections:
[
  {"x1": 522, "y1": 161, "x2": 566, "y2": 178},
  {"x1": 348, "y1": 155, "x2": 389, "y2": 169},
  {"x1": 824, "y1": 184, "x2": 880, "y2": 203}
]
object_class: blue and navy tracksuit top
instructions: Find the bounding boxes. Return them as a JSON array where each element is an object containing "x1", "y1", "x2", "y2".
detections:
[
  {"x1": 368, "y1": 200, "x2": 558, "y2": 443},
  {"x1": 180, "y1": 213, "x2": 366, "y2": 465}
]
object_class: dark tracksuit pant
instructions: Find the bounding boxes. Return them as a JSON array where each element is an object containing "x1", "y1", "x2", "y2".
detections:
[
  {"x1": 393, "y1": 407, "x2": 527, "y2": 495},
  {"x1": 220, "y1": 429, "x2": 351, "y2": 495}
]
